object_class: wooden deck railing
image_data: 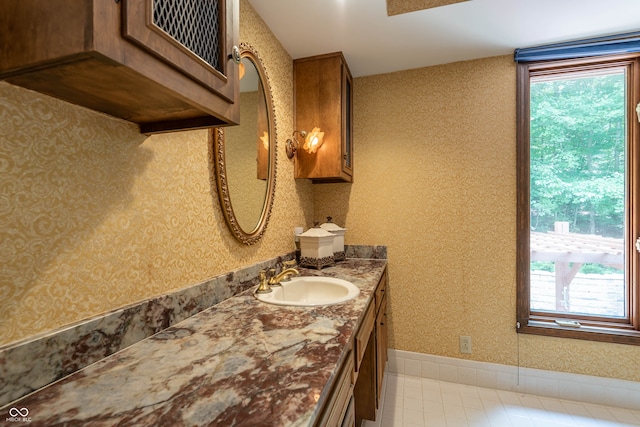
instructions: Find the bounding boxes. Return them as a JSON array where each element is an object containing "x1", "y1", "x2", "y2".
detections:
[{"x1": 530, "y1": 221, "x2": 624, "y2": 312}]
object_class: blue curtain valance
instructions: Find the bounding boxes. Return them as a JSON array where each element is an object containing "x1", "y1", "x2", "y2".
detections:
[{"x1": 514, "y1": 31, "x2": 640, "y2": 63}]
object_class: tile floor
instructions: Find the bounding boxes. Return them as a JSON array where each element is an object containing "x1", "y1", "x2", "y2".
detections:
[{"x1": 363, "y1": 373, "x2": 640, "y2": 427}]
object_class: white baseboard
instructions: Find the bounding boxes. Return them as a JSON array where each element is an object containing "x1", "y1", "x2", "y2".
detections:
[{"x1": 388, "y1": 349, "x2": 640, "y2": 411}]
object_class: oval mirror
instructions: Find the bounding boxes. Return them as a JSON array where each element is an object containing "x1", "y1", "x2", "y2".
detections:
[{"x1": 210, "y1": 43, "x2": 276, "y2": 245}]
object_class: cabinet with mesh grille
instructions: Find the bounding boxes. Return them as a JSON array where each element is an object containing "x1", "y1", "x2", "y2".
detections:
[{"x1": 0, "y1": 0, "x2": 239, "y2": 134}]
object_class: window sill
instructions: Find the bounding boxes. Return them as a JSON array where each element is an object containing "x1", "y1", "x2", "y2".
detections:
[{"x1": 518, "y1": 320, "x2": 640, "y2": 346}]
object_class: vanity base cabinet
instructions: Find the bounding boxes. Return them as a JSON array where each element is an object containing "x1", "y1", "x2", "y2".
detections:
[
  {"x1": 0, "y1": 0, "x2": 239, "y2": 134},
  {"x1": 353, "y1": 268, "x2": 388, "y2": 424}
]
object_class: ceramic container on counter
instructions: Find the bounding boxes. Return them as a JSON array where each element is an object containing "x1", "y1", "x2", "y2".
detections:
[
  {"x1": 320, "y1": 217, "x2": 347, "y2": 261},
  {"x1": 298, "y1": 227, "x2": 335, "y2": 269}
]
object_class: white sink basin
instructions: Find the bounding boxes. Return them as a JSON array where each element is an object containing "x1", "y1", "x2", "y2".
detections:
[{"x1": 255, "y1": 277, "x2": 360, "y2": 307}]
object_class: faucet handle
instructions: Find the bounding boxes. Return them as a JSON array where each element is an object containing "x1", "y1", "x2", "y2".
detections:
[{"x1": 255, "y1": 269, "x2": 272, "y2": 294}]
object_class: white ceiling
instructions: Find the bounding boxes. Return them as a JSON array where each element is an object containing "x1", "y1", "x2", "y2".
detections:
[{"x1": 247, "y1": 0, "x2": 640, "y2": 77}]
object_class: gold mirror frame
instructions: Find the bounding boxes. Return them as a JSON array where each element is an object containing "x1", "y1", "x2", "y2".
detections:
[{"x1": 210, "y1": 43, "x2": 277, "y2": 245}]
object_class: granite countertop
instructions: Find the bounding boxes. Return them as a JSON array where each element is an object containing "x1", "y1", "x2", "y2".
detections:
[{"x1": 2, "y1": 259, "x2": 387, "y2": 426}]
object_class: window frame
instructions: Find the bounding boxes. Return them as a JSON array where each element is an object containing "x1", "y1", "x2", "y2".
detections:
[{"x1": 516, "y1": 53, "x2": 640, "y2": 345}]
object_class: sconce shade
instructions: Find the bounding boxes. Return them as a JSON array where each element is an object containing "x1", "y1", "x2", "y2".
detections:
[
  {"x1": 260, "y1": 131, "x2": 269, "y2": 150},
  {"x1": 239, "y1": 61, "x2": 246, "y2": 80},
  {"x1": 302, "y1": 127, "x2": 324, "y2": 154}
]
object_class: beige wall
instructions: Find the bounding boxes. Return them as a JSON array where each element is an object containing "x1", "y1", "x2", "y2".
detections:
[
  {"x1": 0, "y1": 0, "x2": 314, "y2": 346},
  {"x1": 314, "y1": 55, "x2": 640, "y2": 382}
]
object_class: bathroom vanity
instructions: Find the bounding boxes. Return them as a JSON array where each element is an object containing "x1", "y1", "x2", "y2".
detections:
[{"x1": 0, "y1": 258, "x2": 388, "y2": 426}]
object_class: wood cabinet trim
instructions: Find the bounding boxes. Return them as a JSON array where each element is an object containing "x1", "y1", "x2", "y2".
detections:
[{"x1": 315, "y1": 349, "x2": 355, "y2": 427}]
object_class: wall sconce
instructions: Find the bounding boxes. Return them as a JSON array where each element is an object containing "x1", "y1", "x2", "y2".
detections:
[{"x1": 286, "y1": 127, "x2": 325, "y2": 159}]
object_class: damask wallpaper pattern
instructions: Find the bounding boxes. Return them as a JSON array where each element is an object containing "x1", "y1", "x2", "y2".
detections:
[
  {"x1": 0, "y1": 0, "x2": 311, "y2": 347},
  {"x1": 314, "y1": 55, "x2": 640, "y2": 382}
]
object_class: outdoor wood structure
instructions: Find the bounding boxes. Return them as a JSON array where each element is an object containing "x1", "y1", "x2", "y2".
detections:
[{"x1": 530, "y1": 222, "x2": 624, "y2": 311}]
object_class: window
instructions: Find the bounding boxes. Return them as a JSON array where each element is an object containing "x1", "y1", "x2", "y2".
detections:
[{"x1": 516, "y1": 53, "x2": 640, "y2": 344}]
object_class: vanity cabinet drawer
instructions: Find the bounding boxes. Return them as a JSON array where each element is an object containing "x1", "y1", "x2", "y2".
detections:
[
  {"x1": 375, "y1": 269, "x2": 388, "y2": 314},
  {"x1": 316, "y1": 349, "x2": 355, "y2": 427},
  {"x1": 354, "y1": 301, "x2": 375, "y2": 372}
]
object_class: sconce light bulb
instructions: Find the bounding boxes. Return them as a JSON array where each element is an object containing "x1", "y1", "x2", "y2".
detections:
[{"x1": 303, "y1": 127, "x2": 324, "y2": 154}]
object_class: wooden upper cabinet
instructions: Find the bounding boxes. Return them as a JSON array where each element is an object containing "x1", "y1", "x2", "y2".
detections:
[
  {"x1": 294, "y1": 52, "x2": 353, "y2": 183},
  {"x1": 0, "y1": 0, "x2": 240, "y2": 134}
]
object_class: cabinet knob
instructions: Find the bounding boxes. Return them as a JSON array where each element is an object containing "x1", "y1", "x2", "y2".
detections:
[{"x1": 230, "y1": 46, "x2": 241, "y2": 64}]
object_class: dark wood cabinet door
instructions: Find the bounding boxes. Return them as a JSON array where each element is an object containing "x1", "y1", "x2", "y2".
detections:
[{"x1": 122, "y1": 0, "x2": 237, "y2": 101}]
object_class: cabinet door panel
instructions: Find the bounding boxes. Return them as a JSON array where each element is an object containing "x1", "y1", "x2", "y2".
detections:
[
  {"x1": 123, "y1": 0, "x2": 237, "y2": 100},
  {"x1": 376, "y1": 294, "x2": 388, "y2": 406},
  {"x1": 354, "y1": 333, "x2": 376, "y2": 423}
]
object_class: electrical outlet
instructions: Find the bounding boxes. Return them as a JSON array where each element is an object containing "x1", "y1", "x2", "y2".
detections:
[{"x1": 459, "y1": 336, "x2": 472, "y2": 354}]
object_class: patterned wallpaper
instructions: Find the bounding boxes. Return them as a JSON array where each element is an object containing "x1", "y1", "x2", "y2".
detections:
[
  {"x1": 314, "y1": 55, "x2": 640, "y2": 382},
  {"x1": 0, "y1": 0, "x2": 313, "y2": 347}
]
